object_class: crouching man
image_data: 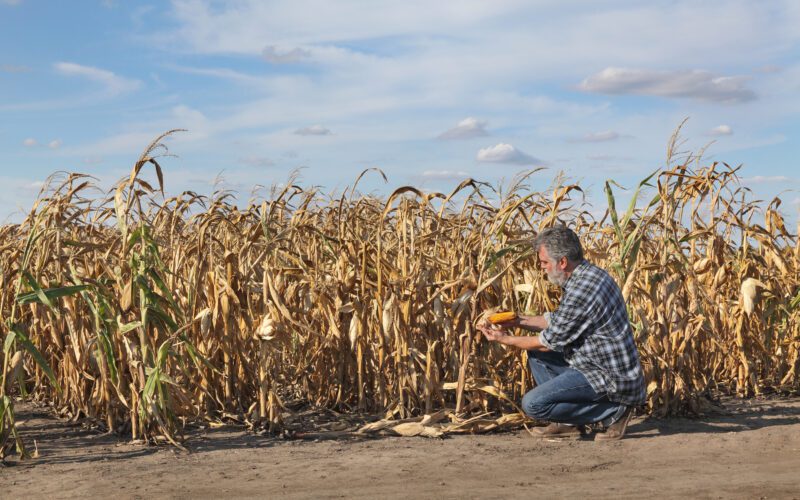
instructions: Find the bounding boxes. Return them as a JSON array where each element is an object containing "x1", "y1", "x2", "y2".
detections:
[{"x1": 478, "y1": 226, "x2": 646, "y2": 440}]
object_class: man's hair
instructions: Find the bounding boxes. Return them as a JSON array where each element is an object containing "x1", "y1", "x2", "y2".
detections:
[{"x1": 533, "y1": 226, "x2": 584, "y2": 263}]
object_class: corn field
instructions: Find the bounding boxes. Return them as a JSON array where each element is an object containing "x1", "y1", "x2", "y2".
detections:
[{"x1": 1, "y1": 130, "x2": 799, "y2": 456}]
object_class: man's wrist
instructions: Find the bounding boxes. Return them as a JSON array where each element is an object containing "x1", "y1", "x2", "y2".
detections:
[{"x1": 496, "y1": 330, "x2": 512, "y2": 344}]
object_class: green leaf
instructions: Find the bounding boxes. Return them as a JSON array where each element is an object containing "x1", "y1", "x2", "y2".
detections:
[
  {"x1": 97, "y1": 330, "x2": 119, "y2": 384},
  {"x1": 16, "y1": 284, "x2": 91, "y2": 305},
  {"x1": 620, "y1": 169, "x2": 658, "y2": 229},
  {"x1": 147, "y1": 305, "x2": 179, "y2": 332},
  {"x1": 10, "y1": 326, "x2": 61, "y2": 393},
  {"x1": 604, "y1": 181, "x2": 623, "y2": 244},
  {"x1": 119, "y1": 321, "x2": 143, "y2": 334},
  {"x1": 143, "y1": 367, "x2": 159, "y2": 403},
  {"x1": 789, "y1": 289, "x2": 800, "y2": 310},
  {"x1": 4, "y1": 330, "x2": 17, "y2": 355},
  {"x1": 483, "y1": 245, "x2": 522, "y2": 272},
  {"x1": 21, "y1": 271, "x2": 55, "y2": 312},
  {"x1": 158, "y1": 373, "x2": 178, "y2": 386},
  {"x1": 147, "y1": 269, "x2": 183, "y2": 320},
  {"x1": 156, "y1": 338, "x2": 172, "y2": 367},
  {"x1": 0, "y1": 396, "x2": 28, "y2": 459},
  {"x1": 126, "y1": 226, "x2": 144, "y2": 250},
  {"x1": 182, "y1": 334, "x2": 221, "y2": 375}
]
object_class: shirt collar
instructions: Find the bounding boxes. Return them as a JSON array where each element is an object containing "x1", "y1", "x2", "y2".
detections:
[{"x1": 562, "y1": 259, "x2": 589, "y2": 289}]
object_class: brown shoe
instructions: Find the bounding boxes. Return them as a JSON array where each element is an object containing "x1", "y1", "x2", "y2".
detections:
[
  {"x1": 595, "y1": 406, "x2": 633, "y2": 441},
  {"x1": 530, "y1": 423, "x2": 585, "y2": 438}
]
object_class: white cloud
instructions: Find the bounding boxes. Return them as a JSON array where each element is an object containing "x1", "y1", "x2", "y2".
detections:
[
  {"x1": 61, "y1": 131, "x2": 159, "y2": 157},
  {"x1": 569, "y1": 131, "x2": 620, "y2": 143},
  {"x1": 421, "y1": 170, "x2": 470, "y2": 180},
  {"x1": 170, "y1": 105, "x2": 211, "y2": 139},
  {"x1": 1, "y1": 0, "x2": 21, "y2": 5},
  {"x1": 578, "y1": 67, "x2": 756, "y2": 103},
  {"x1": 22, "y1": 138, "x2": 36, "y2": 147},
  {"x1": 165, "y1": 0, "x2": 523, "y2": 55},
  {"x1": 168, "y1": 65, "x2": 260, "y2": 83},
  {"x1": 437, "y1": 117, "x2": 488, "y2": 140},
  {"x1": 48, "y1": 139, "x2": 62, "y2": 149},
  {"x1": 0, "y1": 176, "x2": 51, "y2": 223},
  {"x1": 711, "y1": 133, "x2": 786, "y2": 154},
  {"x1": 82, "y1": 156, "x2": 105, "y2": 166},
  {"x1": 476, "y1": 143, "x2": 541, "y2": 165},
  {"x1": 709, "y1": 124, "x2": 733, "y2": 136},
  {"x1": 295, "y1": 125, "x2": 332, "y2": 136},
  {"x1": 262, "y1": 45, "x2": 310, "y2": 64},
  {"x1": 741, "y1": 175, "x2": 795, "y2": 184},
  {"x1": 54, "y1": 62, "x2": 141, "y2": 97},
  {"x1": 0, "y1": 64, "x2": 142, "y2": 111},
  {"x1": 134, "y1": 1, "x2": 799, "y2": 163}
]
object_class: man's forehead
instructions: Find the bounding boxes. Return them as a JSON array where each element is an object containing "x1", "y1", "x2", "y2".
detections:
[{"x1": 537, "y1": 246, "x2": 550, "y2": 259}]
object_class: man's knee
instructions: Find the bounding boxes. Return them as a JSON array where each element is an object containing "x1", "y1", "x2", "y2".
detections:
[{"x1": 521, "y1": 390, "x2": 551, "y2": 419}]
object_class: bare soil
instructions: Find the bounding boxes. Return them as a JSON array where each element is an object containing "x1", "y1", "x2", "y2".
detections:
[{"x1": 3, "y1": 397, "x2": 800, "y2": 499}]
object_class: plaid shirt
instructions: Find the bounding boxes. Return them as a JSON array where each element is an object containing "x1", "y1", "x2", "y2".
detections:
[{"x1": 539, "y1": 260, "x2": 646, "y2": 406}]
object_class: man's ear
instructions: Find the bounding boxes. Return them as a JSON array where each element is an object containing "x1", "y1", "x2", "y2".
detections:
[{"x1": 558, "y1": 256, "x2": 568, "y2": 270}]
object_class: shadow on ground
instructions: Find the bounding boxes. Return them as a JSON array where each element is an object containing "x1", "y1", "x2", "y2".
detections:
[
  {"x1": 7, "y1": 396, "x2": 800, "y2": 465},
  {"x1": 625, "y1": 398, "x2": 800, "y2": 440}
]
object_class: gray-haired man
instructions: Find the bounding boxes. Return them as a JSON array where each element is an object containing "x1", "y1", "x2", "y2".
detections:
[{"x1": 479, "y1": 226, "x2": 646, "y2": 440}]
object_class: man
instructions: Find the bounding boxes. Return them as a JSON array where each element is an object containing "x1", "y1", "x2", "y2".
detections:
[{"x1": 478, "y1": 226, "x2": 646, "y2": 441}]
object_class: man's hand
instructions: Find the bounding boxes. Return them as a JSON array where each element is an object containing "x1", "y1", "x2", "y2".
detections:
[
  {"x1": 477, "y1": 316, "x2": 549, "y2": 351},
  {"x1": 478, "y1": 321, "x2": 512, "y2": 343}
]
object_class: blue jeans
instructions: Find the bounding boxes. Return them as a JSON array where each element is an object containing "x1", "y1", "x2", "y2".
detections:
[{"x1": 522, "y1": 350, "x2": 624, "y2": 426}]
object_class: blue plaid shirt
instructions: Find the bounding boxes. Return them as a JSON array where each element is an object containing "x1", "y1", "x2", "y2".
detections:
[{"x1": 539, "y1": 260, "x2": 646, "y2": 406}]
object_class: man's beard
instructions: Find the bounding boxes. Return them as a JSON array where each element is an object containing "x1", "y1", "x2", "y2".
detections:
[{"x1": 547, "y1": 267, "x2": 568, "y2": 287}]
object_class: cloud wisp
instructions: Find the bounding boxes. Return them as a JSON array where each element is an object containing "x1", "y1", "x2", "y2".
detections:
[
  {"x1": 741, "y1": 175, "x2": 796, "y2": 184},
  {"x1": 476, "y1": 143, "x2": 542, "y2": 165},
  {"x1": 437, "y1": 117, "x2": 489, "y2": 140},
  {"x1": 708, "y1": 125, "x2": 733, "y2": 136},
  {"x1": 20, "y1": 136, "x2": 64, "y2": 151},
  {"x1": 239, "y1": 156, "x2": 275, "y2": 168},
  {"x1": 294, "y1": 125, "x2": 332, "y2": 136},
  {"x1": 421, "y1": 170, "x2": 470, "y2": 180},
  {"x1": 1, "y1": 64, "x2": 31, "y2": 73},
  {"x1": 0, "y1": 63, "x2": 141, "y2": 112},
  {"x1": 569, "y1": 130, "x2": 620, "y2": 143},
  {"x1": 578, "y1": 67, "x2": 756, "y2": 103},
  {"x1": 54, "y1": 62, "x2": 141, "y2": 97},
  {"x1": 262, "y1": 45, "x2": 310, "y2": 64}
]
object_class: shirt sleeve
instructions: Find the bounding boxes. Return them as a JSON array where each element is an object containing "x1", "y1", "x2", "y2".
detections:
[{"x1": 540, "y1": 284, "x2": 596, "y2": 351}]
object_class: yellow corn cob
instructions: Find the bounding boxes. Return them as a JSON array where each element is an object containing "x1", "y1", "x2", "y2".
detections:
[{"x1": 487, "y1": 311, "x2": 517, "y2": 324}]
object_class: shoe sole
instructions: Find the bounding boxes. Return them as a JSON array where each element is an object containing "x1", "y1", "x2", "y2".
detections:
[{"x1": 528, "y1": 428, "x2": 584, "y2": 440}]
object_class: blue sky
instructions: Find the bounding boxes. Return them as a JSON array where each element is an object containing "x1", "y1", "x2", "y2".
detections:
[{"x1": 1, "y1": 0, "x2": 799, "y2": 224}]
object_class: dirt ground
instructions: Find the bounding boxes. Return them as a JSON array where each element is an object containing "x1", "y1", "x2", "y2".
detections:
[{"x1": 3, "y1": 397, "x2": 800, "y2": 499}]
